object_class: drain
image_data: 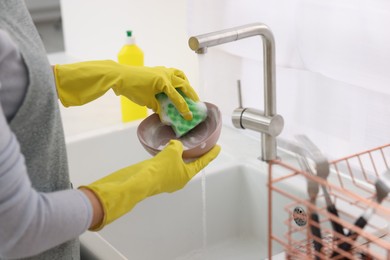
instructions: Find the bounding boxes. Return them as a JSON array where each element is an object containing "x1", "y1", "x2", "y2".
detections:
[{"x1": 293, "y1": 206, "x2": 307, "y2": 226}]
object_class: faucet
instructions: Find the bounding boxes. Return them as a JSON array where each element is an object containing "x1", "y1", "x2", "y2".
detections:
[{"x1": 188, "y1": 23, "x2": 284, "y2": 161}]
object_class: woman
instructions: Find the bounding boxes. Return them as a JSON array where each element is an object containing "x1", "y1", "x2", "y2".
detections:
[{"x1": 0, "y1": 1, "x2": 220, "y2": 259}]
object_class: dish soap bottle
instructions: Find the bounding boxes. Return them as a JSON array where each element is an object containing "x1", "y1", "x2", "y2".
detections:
[{"x1": 117, "y1": 30, "x2": 148, "y2": 122}]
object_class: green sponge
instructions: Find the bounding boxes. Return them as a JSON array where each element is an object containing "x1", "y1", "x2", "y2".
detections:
[{"x1": 156, "y1": 91, "x2": 208, "y2": 137}]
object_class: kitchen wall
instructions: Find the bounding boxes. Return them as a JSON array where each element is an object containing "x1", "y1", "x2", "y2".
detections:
[
  {"x1": 187, "y1": 0, "x2": 390, "y2": 159},
  {"x1": 60, "y1": 0, "x2": 390, "y2": 159},
  {"x1": 60, "y1": 0, "x2": 198, "y2": 86}
]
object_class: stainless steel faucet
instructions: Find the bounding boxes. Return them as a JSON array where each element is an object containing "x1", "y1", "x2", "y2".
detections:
[{"x1": 188, "y1": 23, "x2": 284, "y2": 161}]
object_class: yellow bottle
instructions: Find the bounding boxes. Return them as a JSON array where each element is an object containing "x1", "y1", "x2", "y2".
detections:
[{"x1": 118, "y1": 30, "x2": 148, "y2": 122}]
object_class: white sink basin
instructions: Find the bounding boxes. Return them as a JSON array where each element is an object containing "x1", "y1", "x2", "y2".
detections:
[{"x1": 66, "y1": 123, "x2": 303, "y2": 259}]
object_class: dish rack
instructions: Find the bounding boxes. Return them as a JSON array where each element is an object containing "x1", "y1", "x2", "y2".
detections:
[{"x1": 268, "y1": 144, "x2": 390, "y2": 259}]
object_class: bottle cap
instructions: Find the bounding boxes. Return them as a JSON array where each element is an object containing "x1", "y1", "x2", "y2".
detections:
[{"x1": 125, "y1": 30, "x2": 135, "y2": 45}]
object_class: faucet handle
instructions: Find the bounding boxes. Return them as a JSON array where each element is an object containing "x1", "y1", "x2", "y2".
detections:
[
  {"x1": 232, "y1": 79, "x2": 283, "y2": 137},
  {"x1": 237, "y1": 80, "x2": 243, "y2": 108},
  {"x1": 232, "y1": 107, "x2": 284, "y2": 137}
]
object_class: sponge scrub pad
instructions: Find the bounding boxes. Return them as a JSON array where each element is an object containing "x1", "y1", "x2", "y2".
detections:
[{"x1": 156, "y1": 91, "x2": 208, "y2": 137}]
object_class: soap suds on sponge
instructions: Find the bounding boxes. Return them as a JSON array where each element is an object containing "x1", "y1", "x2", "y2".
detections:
[{"x1": 156, "y1": 91, "x2": 208, "y2": 137}]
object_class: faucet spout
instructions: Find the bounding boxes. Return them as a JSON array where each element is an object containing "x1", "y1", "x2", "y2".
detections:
[{"x1": 189, "y1": 23, "x2": 283, "y2": 161}]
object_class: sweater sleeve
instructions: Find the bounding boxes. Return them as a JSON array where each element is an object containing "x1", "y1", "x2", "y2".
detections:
[{"x1": 0, "y1": 101, "x2": 93, "y2": 258}]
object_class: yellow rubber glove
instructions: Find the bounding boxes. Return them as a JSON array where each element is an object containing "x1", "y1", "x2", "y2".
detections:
[
  {"x1": 80, "y1": 140, "x2": 220, "y2": 231},
  {"x1": 54, "y1": 60, "x2": 199, "y2": 120}
]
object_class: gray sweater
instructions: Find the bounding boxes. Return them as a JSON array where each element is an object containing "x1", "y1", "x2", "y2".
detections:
[{"x1": 0, "y1": 1, "x2": 93, "y2": 259}]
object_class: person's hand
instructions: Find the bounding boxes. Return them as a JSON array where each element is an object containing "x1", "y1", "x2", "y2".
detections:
[
  {"x1": 54, "y1": 60, "x2": 199, "y2": 120},
  {"x1": 80, "y1": 140, "x2": 221, "y2": 231},
  {"x1": 116, "y1": 66, "x2": 198, "y2": 120}
]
